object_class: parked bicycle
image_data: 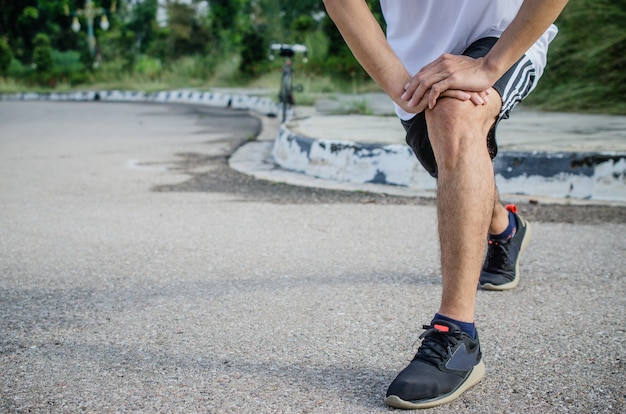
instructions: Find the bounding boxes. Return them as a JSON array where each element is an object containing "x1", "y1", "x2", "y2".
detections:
[{"x1": 269, "y1": 43, "x2": 308, "y2": 122}]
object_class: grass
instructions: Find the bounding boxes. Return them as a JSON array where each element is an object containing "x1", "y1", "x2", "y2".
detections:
[
  {"x1": 525, "y1": 81, "x2": 626, "y2": 115},
  {"x1": 0, "y1": 71, "x2": 211, "y2": 94}
]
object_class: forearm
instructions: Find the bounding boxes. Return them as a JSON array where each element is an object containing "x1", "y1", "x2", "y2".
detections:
[
  {"x1": 323, "y1": 0, "x2": 410, "y2": 104},
  {"x1": 484, "y1": 0, "x2": 569, "y2": 81}
]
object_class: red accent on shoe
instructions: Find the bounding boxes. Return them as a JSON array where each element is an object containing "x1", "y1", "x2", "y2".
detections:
[
  {"x1": 505, "y1": 204, "x2": 518, "y2": 214},
  {"x1": 434, "y1": 324, "x2": 450, "y2": 333}
]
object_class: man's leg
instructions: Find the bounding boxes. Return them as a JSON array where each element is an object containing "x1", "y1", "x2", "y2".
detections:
[
  {"x1": 489, "y1": 190, "x2": 510, "y2": 235},
  {"x1": 479, "y1": 187, "x2": 533, "y2": 290},
  {"x1": 426, "y1": 91, "x2": 502, "y2": 323},
  {"x1": 385, "y1": 92, "x2": 501, "y2": 410}
]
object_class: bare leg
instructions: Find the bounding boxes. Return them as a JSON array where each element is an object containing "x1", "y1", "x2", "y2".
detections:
[
  {"x1": 489, "y1": 189, "x2": 510, "y2": 235},
  {"x1": 425, "y1": 91, "x2": 502, "y2": 322}
]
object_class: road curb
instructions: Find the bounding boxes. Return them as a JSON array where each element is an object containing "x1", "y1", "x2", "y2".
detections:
[
  {"x1": 0, "y1": 89, "x2": 283, "y2": 118},
  {"x1": 272, "y1": 124, "x2": 626, "y2": 203}
]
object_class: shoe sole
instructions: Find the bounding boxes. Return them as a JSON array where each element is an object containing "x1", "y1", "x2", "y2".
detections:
[
  {"x1": 384, "y1": 359, "x2": 486, "y2": 409},
  {"x1": 480, "y1": 219, "x2": 533, "y2": 291}
]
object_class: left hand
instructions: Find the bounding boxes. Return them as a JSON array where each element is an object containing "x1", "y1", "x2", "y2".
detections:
[{"x1": 401, "y1": 54, "x2": 497, "y2": 110}]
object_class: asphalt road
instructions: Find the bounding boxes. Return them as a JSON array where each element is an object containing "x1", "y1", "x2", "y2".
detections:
[{"x1": 0, "y1": 101, "x2": 624, "y2": 413}]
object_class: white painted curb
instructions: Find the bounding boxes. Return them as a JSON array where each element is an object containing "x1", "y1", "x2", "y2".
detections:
[
  {"x1": 0, "y1": 89, "x2": 282, "y2": 118},
  {"x1": 272, "y1": 124, "x2": 626, "y2": 203}
]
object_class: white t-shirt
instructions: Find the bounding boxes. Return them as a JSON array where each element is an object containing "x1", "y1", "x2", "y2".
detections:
[{"x1": 379, "y1": 0, "x2": 558, "y2": 120}]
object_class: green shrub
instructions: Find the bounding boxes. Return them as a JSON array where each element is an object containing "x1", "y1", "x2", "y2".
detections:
[
  {"x1": 527, "y1": 0, "x2": 626, "y2": 113},
  {"x1": 0, "y1": 39, "x2": 12, "y2": 76},
  {"x1": 6, "y1": 58, "x2": 29, "y2": 78},
  {"x1": 91, "y1": 58, "x2": 126, "y2": 82},
  {"x1": 320, "y1": 14, "x2": 369, "y2": 82},
  {"x1": 51, "y1": 49, "x2": 86, "y2": 84},
  {"x1": 292, "y1": 15, "x2": 316, "y2": 43},
  {"x1": 168, "y1": 54, "x2": 217, "y2": 83},
  {"x1": 134, "y1": 55, "x2": 162, "y2": 79},
  {"x1": 322, "y1": 54, "x2": 369, "y2": 82},
  {"x1": 32, "y1": 33, "x2": 54, "y2": 85},
  {"x1": 239, "y1": 30, "x2": 267, "y2": 77}
]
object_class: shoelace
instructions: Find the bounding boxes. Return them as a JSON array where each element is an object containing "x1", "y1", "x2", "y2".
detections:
[
  {"x1": 412, "y1": 325, "x2": 462, "y2": 365},
  {"x1": 483, "y1": 238, "x2": 511, "y2": 269}
]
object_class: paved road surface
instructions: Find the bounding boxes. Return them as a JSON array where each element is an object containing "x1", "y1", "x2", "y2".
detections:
[{"x1": 1, "y1": 102, "x2": 624, "y2": 413}]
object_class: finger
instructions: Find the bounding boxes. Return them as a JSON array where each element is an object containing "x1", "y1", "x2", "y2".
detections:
[
  {"x1": 408, "y1": 83, "x2": 429, "y2": 107},
  {"x1": 428, "y1": 80, "x2": 450, "y2": 109},
  {"x1": 401, "y1": 81, "x2": 413, "y2": 100},
  {"x1": 441, "y1": 90, "x2": 471, "y2": 101},
  {"x1": 478, "y1": 90, "x2": 490, "y2": 105},
  {"x1": 401, "y1": 86, "x2": 432, "y2": 113},
  {"x1": 469, "y1": 92, "x2": 485, "y2": 105},
  {"x1": 428, "y1": 89, "x2": 440, "y2": 109},
  {"x1": 412, "y1": 101, "x2": 428, "y2": 113},
  {"x1": 401, "y1": 77, "x2": 422, "y2": 101}
]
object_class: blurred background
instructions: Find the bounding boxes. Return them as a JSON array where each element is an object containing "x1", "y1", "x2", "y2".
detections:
[{"x1": 0, "y1": 0, "x2": 623, "y2": 114}]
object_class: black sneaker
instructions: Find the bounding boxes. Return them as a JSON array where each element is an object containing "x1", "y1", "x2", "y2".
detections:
[
  {"x1": 479, "y1": 204, "x2": 532, "y2": 291},
  {"x1": 385, "y1": 320, "x2": 485, "y2": 409}
]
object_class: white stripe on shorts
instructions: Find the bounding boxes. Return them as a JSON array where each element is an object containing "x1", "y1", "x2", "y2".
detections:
[{"x1": 499, "y1": 56, "x2": 537, "y2": 120}]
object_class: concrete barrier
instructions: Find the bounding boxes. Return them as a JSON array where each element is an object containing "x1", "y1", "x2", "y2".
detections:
[
  {"x1": 0, "y1": 89, "x2": 279, "y2": 118},
  {"x1": 272, "y1": 124, "x2": 626, "y2": 202}
]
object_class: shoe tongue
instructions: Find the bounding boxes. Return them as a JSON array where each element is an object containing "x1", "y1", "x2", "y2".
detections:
[
  {"x1": 433, "y1": 323, "x2": 450, "y2": 333},
  {"x1": 430, "y1": 319, "x2": 460, "y2": 334}
]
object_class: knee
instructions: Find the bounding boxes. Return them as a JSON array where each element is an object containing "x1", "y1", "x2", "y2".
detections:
[
  {"x1": 425, "y1": 98, "x2": 493, "y2": 172},
  {"x1": 426, "y1": 98, "x2": 480, "y2": 144}
]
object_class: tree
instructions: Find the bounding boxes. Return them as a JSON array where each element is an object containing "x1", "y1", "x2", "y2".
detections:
[
  {"x1": 0, "y1": 38, "x2": 12, "y2": 76},
  {"x1": 239, "y1": 29, "x2": 266, "y2": 76},
  {"x1": 277, "y1": 0, "x2": 323, "y2": 34},
  {"x1": 127, "y1": 0, "x2": 158, "y2": 54},
  {"x1": 32, "y1": 33, "x2": 53, "y2": 84},
  {"x1": 209, "y1": 0, "x2": 240, "y2": 33},
  {"x1": 291, "y1": 15, "x2": 315, "y2": 43},
  {"x1": 164, "y1": 0, "x2": 211, "y2": 59}
]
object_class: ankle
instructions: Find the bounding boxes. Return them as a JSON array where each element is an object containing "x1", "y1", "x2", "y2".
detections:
[
  {"x1": 489, "y1": 210, "x2": 517, "y2": 241},
  {"x1": 433, "y1": 313, "x2": 476, "y2": 338}
]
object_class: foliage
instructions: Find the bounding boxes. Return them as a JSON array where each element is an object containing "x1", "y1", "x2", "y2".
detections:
[
  {"x1": 32, "y1": 33, "x2": 54, "y2": 84},
  {"x1": 0, "y1": 0, "x2": 622, "y2": 113},
  {"x1": 163, "y1": 1, "x2": 211, "y2": 59},
  {"x1": 276, "y1": 0, "x2": 323, "y2": 31},
  {"x1": 134, "y1": 55, "x2": 162, "y2": 79},
  {"x1": 209, "y1": 0, "x2": 241, "y2": 33},
  {"x1": 51, "y1": 49, "x2": 87, "y2": 84},
  {"x1": 239, "y1": 29, "x2": 267, "y2": 77},
  {"x1": 99, "y1": 27, "x2": 136, "y2": 73},
  {"x1": 292, "y1": 15, "x2": 316, "y2": 43},
  {"x1": 319, "y1": 0, "x2": 384, "y2": 81},
  {"x1": 125, "y1": 0, "x2": 158, "y2": 55},
  {"x1": 526, "y1": 0, "x2": 626, "y2": 113},
  {"x1": 7, "y1": 59, "x2": 29, "y2": 79},
  {"x1": 0, "y1": 38, "x2": 12, "y2": 75}
]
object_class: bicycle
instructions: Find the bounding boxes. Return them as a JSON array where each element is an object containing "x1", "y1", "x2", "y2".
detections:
[{"x1": 269, "y1": 43, "x2": 308, "y2": 123}]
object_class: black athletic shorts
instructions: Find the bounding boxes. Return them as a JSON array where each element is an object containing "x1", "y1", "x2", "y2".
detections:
[{"x1": 401, "y1": 37, "x2": 538, "y2": 178}]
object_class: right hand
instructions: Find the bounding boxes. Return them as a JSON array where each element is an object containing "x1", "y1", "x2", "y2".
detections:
[{"x1": 394, "y1": 88, "x2": 491, "y2": 114}]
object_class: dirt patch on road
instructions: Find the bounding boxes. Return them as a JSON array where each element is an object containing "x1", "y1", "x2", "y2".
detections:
[{"x1": 154, "y1": 154, "x2": 626, "y2": 225}]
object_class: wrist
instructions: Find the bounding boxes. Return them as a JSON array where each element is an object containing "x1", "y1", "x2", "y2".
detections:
[
  {"x1": 481, "y1": 53, "x2": 509, "y2": 85},
  {"x1": 380, "y1": 72, "x2": 413, "y2": 104}
]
